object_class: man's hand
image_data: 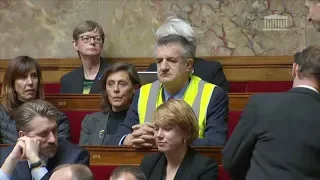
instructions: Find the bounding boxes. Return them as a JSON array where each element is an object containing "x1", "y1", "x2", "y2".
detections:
[
  {"x1": 1, "y1": 141, "x2": 26, "y2": 176},
  {"x1": 17, "y1": 137, "x2": 41, "y2": 163},
  {"x1": 8, "y1": 141, "x2": 26, "y2": 163},
  {"x1": 123, "y1": 123, "x2": 156, "y2": 148}
]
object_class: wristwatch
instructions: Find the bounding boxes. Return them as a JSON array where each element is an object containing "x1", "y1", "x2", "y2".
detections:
[{"x1": 30, "y1": 160, "x2": 46, "y2": 170}]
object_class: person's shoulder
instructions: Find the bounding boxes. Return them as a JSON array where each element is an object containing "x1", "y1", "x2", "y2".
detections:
[
  {"x1": 0, "y1": 105, "x2": 10, "y2": 120},
  {"x1": 192, "y1": 150, "x2": 217, "y2": 168},
  {"x1": 100, "y1": 57, "x2": 109, "y2": 68},
  {"x1": 141, "y1": 152, "x2": 163, "y2": 164},
  {"x1": 60, "y1": 66, "x2": 83, "y2": 82},
  {"x1": 251, "y1": 92, "x2": 287, "y2": 101},
  {"x1": 58, "y1": 139, "x2": 86, "y2": 152},
  {"x1": 86, "y1": 111, "x2": 109, "y2": 120},
  {"x1": 195, "y1": 57, "x2": 222, "y2": 66},
  {"x1": 209, "y1": 85, "x2": 227, "y2": 98}
]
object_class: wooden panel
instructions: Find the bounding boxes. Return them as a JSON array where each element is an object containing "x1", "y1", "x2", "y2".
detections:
[
  {"x1": 0, "y1": 144, "x2": 223, "y2": 166},
  {"x1": 0, "y1": 56, "x2": 293, "y2": 83},
  {"x1": 42, "y1": 93, "x2": 252, "y2": 111},
  {"x1": 85, "y1": 146, "x2": 223, "y2": 166}
]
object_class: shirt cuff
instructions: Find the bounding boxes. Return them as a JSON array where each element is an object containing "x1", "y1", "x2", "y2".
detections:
[
  {"x1": 0, "y1": 169, "x2": 11, "y2": 180},
  {"x1": 119, "y1": 134, "x2": 128, "y2": 146},
  {"x1": 31, "y1": 167, "x2": 48, "y2": 180}
]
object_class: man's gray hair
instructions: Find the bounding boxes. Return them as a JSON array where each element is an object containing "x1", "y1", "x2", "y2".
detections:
[
  {"x1": 154, "y1": 34, "x2": 196, "y2": 61},
  {"x1": 156, "y1": 16, "x2": 196, "y2": 46}
]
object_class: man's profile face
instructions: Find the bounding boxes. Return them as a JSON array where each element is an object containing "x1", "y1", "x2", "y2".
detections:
[
  {"x1": 306, "y1": 0, "x2": 320, "y2": 31},
  {"x1": 19, "y1": 116, "x2": 58, "y2": 158}
]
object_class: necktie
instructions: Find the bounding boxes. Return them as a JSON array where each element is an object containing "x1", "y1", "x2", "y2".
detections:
[{"x1": 168, "y1": 96, "x2": 174, "y2": 101}]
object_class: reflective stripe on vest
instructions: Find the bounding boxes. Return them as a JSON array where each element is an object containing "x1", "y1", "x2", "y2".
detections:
[{"x1": 138, "y1": 75, "x2": 215, "y2": 138}]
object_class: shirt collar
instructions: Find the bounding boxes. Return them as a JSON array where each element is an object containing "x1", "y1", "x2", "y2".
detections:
[
  {"x1": 163, "y1": 80, "x2": 190, "y2": 101},
  {"x1": 296, "y1": 85, "x2": 319, "y2": 93}
]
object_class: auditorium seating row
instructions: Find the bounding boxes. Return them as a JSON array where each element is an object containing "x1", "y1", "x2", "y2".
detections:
[
  {"x1": 0, "y1": 81, "x2": 292, "y2": 94},
  {"x1": 0, "y1": 93, "x2": 249, "y2": 180},
  {"x1": 51, "y1": 93, "x2": 246, "y2": 180},
  {"x1": 0, "y1": 56, "x2": 294, "y2": 93},
  {"x1": 0, "y1": 56, "x2": 293, "y2": 180}
]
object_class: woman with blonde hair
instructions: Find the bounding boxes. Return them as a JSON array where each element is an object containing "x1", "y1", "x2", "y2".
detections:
[{"x1": 140, "y1": 99, "x2": 218, "y2": 180}]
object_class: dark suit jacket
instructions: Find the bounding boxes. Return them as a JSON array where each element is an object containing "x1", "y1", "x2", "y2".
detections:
[
  {"x1": 140, "y1": 147, "x2": 218, "y2": 180},
  {"x1": 60, "y1": 58, "x2": 109, "y2": 94},
  {"x1": 78, "y1": 111, "x2": 112, "y2": 145},
  {"x1": 146, "y1": 57, "x2": 230, "y2": 92},
  {"x1": 0, "y1": 139, "x2": 89, "y2": 180},
  {"x1": 107, "y1": 85, "x2": 228, "y2": 146},
  {"x1": 222, "y1": 87, "x2": 320, "y2": 180}
]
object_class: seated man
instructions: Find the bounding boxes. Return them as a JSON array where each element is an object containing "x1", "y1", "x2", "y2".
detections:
[
  {"x1": 107, "y1": 34, "x2": 228, "y2": 147},
  {"x1": 50, "y1": 164, "x2": 93, "y2": 180},
  {"x1": 0, "y1": 99, "x2": 89, "y2": 180},
  {"x1": 110, "y1": 166, "x2": 146, "y2": 180},
  {"x1": 146, "y1": 17, "x2": 229, "y2": 92}
]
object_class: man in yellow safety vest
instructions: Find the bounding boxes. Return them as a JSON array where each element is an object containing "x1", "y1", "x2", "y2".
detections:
[{"x1": 107, "y1": 34, "x2": 229, "y2": 147}]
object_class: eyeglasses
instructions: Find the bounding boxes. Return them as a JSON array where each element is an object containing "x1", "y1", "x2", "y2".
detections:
[{"x1": 78, "y1": 35, "x2": 103, "y2": 44}]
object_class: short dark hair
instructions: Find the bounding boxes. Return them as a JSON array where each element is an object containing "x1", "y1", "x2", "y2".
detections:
[
  {"x1": 110, "y1": 166, "x2": 146, "y2": 180},
  {"x1": 295, "y1": 45, "x2": 320, "y2": 80},
  {"x1": 100, "y1": 63, "x2": 141, "y2": 112},
  {"x1": 14, "y1": 99, "x2": 59, "y2": 132},
  {"x1": 73, "y1": 20, "x2": 105, "y2": 43},
  {"x1": 154, "y1": 34, "x2": 196, "y2": 60}
]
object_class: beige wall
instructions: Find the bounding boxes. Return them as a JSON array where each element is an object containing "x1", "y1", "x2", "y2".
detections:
[{"x1": 0, "y1": 0, "x2": 317, "y2": 58}]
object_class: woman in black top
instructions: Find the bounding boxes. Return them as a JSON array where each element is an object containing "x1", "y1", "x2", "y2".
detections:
[
  {"x1": 78, "y1": 63, "x2": 141, "y2": 145},
  {"x1": 0, "y1": 56, "x2": 70, "y2": 144},
  {"x1": 140, "y1": 99, "x2": 218, "y2": 180}
]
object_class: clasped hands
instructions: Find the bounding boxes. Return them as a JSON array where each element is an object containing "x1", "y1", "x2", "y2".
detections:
[
  {"x1": 9, "y1": 136, "x2": 41, "y2": 164},
  {"x1": 123, "y1": 122, "x2": 156, "y2": 148}
]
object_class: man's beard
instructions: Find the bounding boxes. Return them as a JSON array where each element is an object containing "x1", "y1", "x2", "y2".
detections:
[{"x1": 40, "y1": 144, "x2": 58, "y2": 158}]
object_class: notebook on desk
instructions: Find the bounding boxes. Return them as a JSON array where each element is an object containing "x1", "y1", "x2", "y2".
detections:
[{"x1": 138, "y1": 72, "x2": 158, "y2": 85}]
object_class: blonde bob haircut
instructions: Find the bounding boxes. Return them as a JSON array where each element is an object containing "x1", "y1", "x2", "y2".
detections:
[{"x1": 152, "y1": 99, "x2": 199, "y2": 144}]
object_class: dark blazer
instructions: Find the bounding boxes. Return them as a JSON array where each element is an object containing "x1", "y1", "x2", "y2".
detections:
[
  {"x1": 140, "y1": 147, "x2": 218, "y2": 180},
  {"x1": 147, "y1": 57, "x2": 230, "y2": 92},
  {"x1": 0, "y1": 105, "x2": 70, "y2": 144},
  {"x1": 107, "y1": 85, "x2": 228, "y2": 146},
  {"x1": 60, "y1": 57, "x2": 109, "y2": 94},
  {"x1": 222, "y1": 87, "x2": 320, "y2": 180},
  {"x1": 78, "y1": 111, "x2": 111, "y2": 145},
  {"x1": 0, "y1": 139, "x2": 89, "y2": 180}
]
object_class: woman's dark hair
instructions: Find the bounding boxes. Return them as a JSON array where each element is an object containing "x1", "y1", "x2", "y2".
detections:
[
  {"x1": 1, "y1": 56, "x2": 43, "y2": 115},
  {"x1": 100, "y1": 63, "x2": 141, "y2": 112}
]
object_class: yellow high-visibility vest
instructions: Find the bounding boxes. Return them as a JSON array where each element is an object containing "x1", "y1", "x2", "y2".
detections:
[{"x1": 138, "y1": 75, "x2": 215, "y2": 138}]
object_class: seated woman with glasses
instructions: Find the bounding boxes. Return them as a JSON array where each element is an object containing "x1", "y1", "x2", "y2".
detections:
[
  {"x1": 0, "y1": 56, "x2": 70, "y2": 144},
  {"x1": 60, "y1": 20, "x2": 109, "y2": 94},
  {"x1": 78, "y1": 63, "x2": 141, "y2": 145},
  {"x1": 140, "y1": 99, "x2": 218, "y2": 180}
]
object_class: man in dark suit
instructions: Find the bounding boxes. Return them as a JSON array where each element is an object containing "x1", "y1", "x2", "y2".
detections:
[
  {"x1": 60, "y1": 20, "x2": 109, "y2": 94},
  {"x1": 222, "y1": 46, "x2": 320, "y2": 180},
  {"x1": 146, "y1": 17, "x2": 229, "y2": 92},
  {"x1": 0, "y1": 99, "x2": 89, "y2": 180}
]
